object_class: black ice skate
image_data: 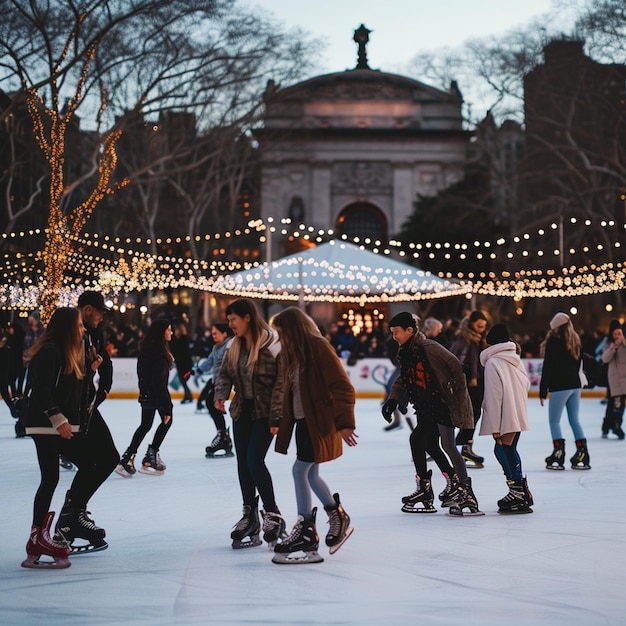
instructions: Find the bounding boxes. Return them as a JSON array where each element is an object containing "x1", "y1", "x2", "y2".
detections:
[
  {"x1": 439, "y1": 473, "x2": 460, "y2": 507},
  {"x1": 205, "y1": 428, "x2": 234, "y2": 458},
  {"x1": 570, "y1": 438, "x2": 591, "y2": 470},
  {"x1": 401, "y1": 471, "x2": 436, "y2": 514},
  {"x1": 545, "y1": 438, "x2": 566, "y2": 470},
  {"x1": 497, "y1": 480, "x2": 533, "y2": 514},
  {"x1": 231, "y1": 496, "x2": 262, "y2": 549},
  {"x1": 21, "y1": 511, "x2": 71, "y2": 569},
  {"x1": 324, "y1": 493, "x2": 354, "y2": 554},
  {"x1": 272, "y1": 508, "x2": 324, "y2": 564},
  {"x1": 461, "y1": 441, "x2": 484, "y2": 468},
  {"x1": 261, "y1": 509, "x2": 287, "y2": 548},
  {"x1": 448, "y1": 477, "x2": 485, "y2": 517},
  {"x1": 54, "y1": 504, "x2": 108, "y2": 554},
  {"x1": 59, "y1": 455, "x2": 75, "y2": 471},
  {"x1": 139, "y1": 444, "x2": 165, "y2": 475},
  {"x1": 522, "y1": 475, "x2": 534, "y2": 506},
  {"x1": 115, "y1": 449, "x2": 136, "y2": 478}
]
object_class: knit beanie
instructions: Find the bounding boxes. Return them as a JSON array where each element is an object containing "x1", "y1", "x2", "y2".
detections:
[
  {"x1": 486, "y1": 323, "x2": 509, "y2": 345},
  {"x1": 549, "y1": 312, "x2": 570, "y2": 330},
  {"x1": 388, "y1": 312, "x2": 418, "y2": 330},
  {"x1": 609, "y1": 319, "x2": 622, "y2": 335}
]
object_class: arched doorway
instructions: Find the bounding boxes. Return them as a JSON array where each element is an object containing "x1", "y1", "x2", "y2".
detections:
[{"x1": 336, "y1": 202, "x2": 387, "y2": 241}]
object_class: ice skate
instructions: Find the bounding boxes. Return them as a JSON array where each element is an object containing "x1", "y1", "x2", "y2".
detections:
[
  {"x1": 545, "y1": 438, "x2": 565, "y2": 470},
  {"x1": 59, "y1": 455, "x2": 75, "y2": 471},
  {"x1": 115, "y1": 449, "x2": 136, "y2": 478},
  {"x1": 231, "y1": 497, "x2": 262, "y2": 549},
  {"x1": 570, "y1": 438, "x2": 591, "y2": 470},
  {"x1": 401, "y1": 471, "x2": 436, "y2": 513},
  {"x1": 205, "y1": 428, "x2": 234, "y2": 458},
  {"x1": 261, "y1": 509, "x2": 287, "y2": 548},
  {"x1": 497, "y1": 481, "x2": 533, "y2": 514},
  {"x1": 324, "y1": 493, "x2": 353, "y2": 554},
  {"x1": 272, "y1": 509, "x2": 324, "y2": 564},
  {"x1": 54, "y1": 504, "x2": 108, "y2": 554},
  {"x1": 448, "y1": 477, "x2": 485, "y2": 517},
  {"x1": 522, "y1": 475, "x2": 534, "y2": 506},
  {"x1": 21, "y1": 511, "x2": 71, "y2": 569},
  {"x1": 139, "y1": 444, "x2": 165, "y2": 475},
  {"x1": 461, "y1": 442, "x2": 484, "y2": 468},
  {"x1": 439, "y1": 473, "x2": 459, "y2": 507}
]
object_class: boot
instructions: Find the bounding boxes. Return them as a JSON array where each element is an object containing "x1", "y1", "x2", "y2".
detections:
[
  {"x1": 272, "y1": 508, "x2": 324, "y2": 564},
  {"x1": 439, "y1": 473, "x2": 460, "y2": 507},
  {"x1": 522, "y1": 475, "x2": 534, "y2": 506},
  {"x1": 261, "y1": 509, "x2": 287, "y2": 546},
  {"x1": 231, "y1": 496, "x2": 261, "y2": 549},
  {"x1": 497, "y1": 480, "x2": 533, "y2": 514},
  {"x1": 205, "y1": 428, "x2": 234, "y2": 457},
  {"x1": 401, "y1": 471, "x2": 436, "y2": 513},
  {"x1": 21, "y1": 512, "x2": 71, "y2": 569},
  {"x1": 448, "y1": 477, "x2": 484, "y2": 516},
  {"x1": 545, "y1": 438, "x2": 565, "y2": 470},
  {"x1": 613, "y1": 416, "x2": 625, "y2": 440},
  {"x1": 324, "y1": 493, "x2": 354, "y2": 552},
  {"x1": 115, "y1": 448, "x2": 136, "y2": 478},
  {"x1": 54, "y1": 493, "x2": 108, "y2": 553},
  {"x1": 139, "y1": 444, "x2": 165, "y2": 475},
  {"x1": 461, "y1": 441, "x2": 484, "y2": 468},
  {"x1": 570, "y1": 438, "x2": 591, "y2": 470}
]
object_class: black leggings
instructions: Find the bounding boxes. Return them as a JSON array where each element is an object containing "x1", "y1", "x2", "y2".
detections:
[
  {"x1": 198, "y1": 382, "x2": 226, "y2": 431},
  {"x1": 31, "y1": 410, "x2": 119, "y2": 526},
  {"x1": 455, "y1": 384, "x2": 484, "y2": 445},
  {"x1": 232, "y1": 403, "x2": 277, "y2": 511},
  {"x1": 409, "y1": 416, "x2": 455, "y2": 478},
  {"x1": 127, "y1": 407, "x2": 172, "y2": 454}
]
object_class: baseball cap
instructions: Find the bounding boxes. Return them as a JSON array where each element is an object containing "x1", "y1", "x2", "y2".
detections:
[{"x1": 77, "y1": 291, "x2": 112, "y2": 313}]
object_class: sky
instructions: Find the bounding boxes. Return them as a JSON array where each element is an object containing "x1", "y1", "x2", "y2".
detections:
[{"x1": 246, "y1": 0, "x2": 568, "y2": 76}]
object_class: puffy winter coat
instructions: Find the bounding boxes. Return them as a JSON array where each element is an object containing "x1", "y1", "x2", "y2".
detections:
[
  {"x1": 479, "y1": 342, "x2": 529, "y2": 436},
  {"x1": 601, "y1": 342, "x2": 626, "y2": 396},
  {"x1": 271, "y1": 336, "x2": 356, "y2": 464}
]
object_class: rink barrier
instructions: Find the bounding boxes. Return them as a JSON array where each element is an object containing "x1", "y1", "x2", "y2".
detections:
[{"x1": 106, "y1": 357, "x2": 607, "y2": 400}]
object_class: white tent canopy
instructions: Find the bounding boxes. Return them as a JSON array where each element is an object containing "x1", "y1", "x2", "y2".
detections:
[{"x1": 210, "y1": 240, "x2": 472, "y2": 304}]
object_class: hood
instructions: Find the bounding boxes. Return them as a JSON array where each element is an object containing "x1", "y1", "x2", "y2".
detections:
[{"x1": 480, "y1": 341, "x2": 520, "y2": 367}]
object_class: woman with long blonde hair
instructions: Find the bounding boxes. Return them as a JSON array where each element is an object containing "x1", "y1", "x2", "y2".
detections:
[
  {"x1": 269, "y1": 307, "x2": 357, "y2": 564},
  {"x1": 214, "y1": 298, "x2": 284, "y2": 549},
  {"x1": 539, "y1": 312, "x2": 590, "y2": 470}
]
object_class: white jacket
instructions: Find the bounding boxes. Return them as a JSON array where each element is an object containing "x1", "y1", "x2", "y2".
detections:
[{"x1": 479, "y1": 342, "x2": 530, "y2": 436}]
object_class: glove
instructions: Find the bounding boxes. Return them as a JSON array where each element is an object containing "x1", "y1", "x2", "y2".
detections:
[
  {"x1": 381, "y1": 399, "x2": 398, "y2": 423},
  {"x1": 398, "y1": 393, "x2": 409, "y2": 414},
  {"x1": 182, "y1": 371, "x2": 191, "y2": 381}
]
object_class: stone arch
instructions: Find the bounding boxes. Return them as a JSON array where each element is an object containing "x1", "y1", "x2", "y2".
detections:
[{"x1": 335, "y1": 202, "x2": 388, "y2": 241}]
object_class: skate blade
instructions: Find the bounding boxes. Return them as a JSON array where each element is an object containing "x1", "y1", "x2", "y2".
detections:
[
  {"x1": 138, "y1": 467, "x2": 164, "y2": 476},
  {"x1": 498, "y1": 507, "x2": 533, "y2": 515},
  {"x1": 328, "y1": 526, "x2": 354, "y2": 555},
  {"x1": 69, "y1": 540, "x2": 108, "y2": 554},
  {"x1": 232, "y1": 537, "x2": 262, "y2": 549},
  {"x1": 114, "y1": 466, "x2": 134, "y2": 478},
  {"x1": 21, "y1": 554, "x2": 71, "y2": 569},
  {"x1": 272, "y1": 550, "x2": 324, "y2": 564},
  {"x1": 401, "y1": 504, "x2": 437, "y2": 513},
  {"x1": 448, "y1": 509, "x2": 485, "y2": 517},
  {"x1": 205, "y1": 451, "x2": 234, "y2": 458},
  {"x1": 571, "y1": 465, "x2": 591, "y2": 470},
  {"x1": 545, "y1": 465, "x2": 565, "y2": 470},
  {"x1": 463, "y1": 461, "x2": 484, "y2": 469}
]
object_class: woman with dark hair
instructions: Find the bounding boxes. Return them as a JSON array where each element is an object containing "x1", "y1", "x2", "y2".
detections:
[
  {"x1": 269, "y1": 307, "x2": 358, "y2": 564},
  {"x1": 196, "y1": 323, "x2": 235, "y2": 457},
  {"x1": 115, "y1": 318, "x2": 174, "y2": 478},
  {"x1": 540, "y1": 312, "x2": 590, "y2": 470},
  {"x1": 214, "y1": 298, "x2": 284, "y2": 549},
  {"x1": 22, "y1": 307, "x2": 91, "y2": 568},
  {"x1": 600, "y1": 319, "x2": 626, "y2": 439},
  {"x1": 450, "y1": 310, "x2": 489, "y2": 468}
]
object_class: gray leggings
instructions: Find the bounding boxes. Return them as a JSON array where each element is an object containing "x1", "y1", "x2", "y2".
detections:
[
  {"x1": 438, "y1": 425, "x2": 468, "y2": 482},
  {"x1": 292, "y1": 459, "x2": 334, "y2": 518}
]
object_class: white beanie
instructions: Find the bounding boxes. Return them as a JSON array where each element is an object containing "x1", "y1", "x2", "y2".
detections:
[{"x1": 550, "y1": 312, "x2": 570, "y2": 330}]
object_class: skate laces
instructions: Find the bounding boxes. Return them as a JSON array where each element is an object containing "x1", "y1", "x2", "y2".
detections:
[
  {"x1": 282, "y1": 518, "x2": 304, "y2": 544},
  {"x1": 233, "y1": 509, "x2": 253, "y2": 532},
  {"x1": 209, "y1": 432, "x2": 221, "y2": 447},
  {"x1": 262, "y1": 511, "x2": 282, "y2": 532},
  {"x1": 78, "y1": 510, "x2": 101, "y2": 531},
  {"x1": 327, "y1": 508, "x2": 341, "y2": 536}
]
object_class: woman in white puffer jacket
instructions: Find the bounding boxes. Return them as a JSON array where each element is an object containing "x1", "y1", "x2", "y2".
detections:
[{"x1": 479, "y1": 324, "x2": 533, "y2": 514}]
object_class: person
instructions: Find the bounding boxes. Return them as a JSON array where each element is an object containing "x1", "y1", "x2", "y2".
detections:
[
  {"x1": 170, "y1": 321, "x2": 193, "y2": 404},
  {"x1": 423, "y1": 317, "x2": 450, "y2": 350},
  {"x1": 214, "y1": 298, "x2": 285, "y2": 549},
  {"x1": 479, "y1": 323, "x2": 533, "y2": 513},
  {"x1": 382, "y1": 312, "x2": 484, "y2": 516},
  {"x1": 196, "y1": 323, "x2": 235, "y2": 457},
  {"x1": 21, "y1": 308, "x2": 101, "y2": 568},
  {"x1": 116, "y1": 318, "x2": 174, "y2": 477},
  {"x1": 450, "y1": 310, "x2": 489, "y2": 468},
  {"x1": 600, "y1": 319, "x2": 626, "y2": 440},
  {"x1": 269, "y1": 307, "x2": 358, "y2": 564},
  {"x1": 540, "y1": 312, "x2": 590, "y2": 470},
  {"x1": 49, "y1": 292, "x2": 119, "y2": 553}
]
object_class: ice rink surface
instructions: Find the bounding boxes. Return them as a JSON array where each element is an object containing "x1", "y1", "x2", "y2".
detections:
[{"x1": 0, "y1": 397, "x2": 624, "y2": 625}]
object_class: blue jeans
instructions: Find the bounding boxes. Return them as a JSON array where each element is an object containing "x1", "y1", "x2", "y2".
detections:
[{"x1": 548, "y1": 388, "x2": 585, "y2": 440}]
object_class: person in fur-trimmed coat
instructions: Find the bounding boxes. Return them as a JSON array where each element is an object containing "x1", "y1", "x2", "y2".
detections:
[{"x1": 480, "y1": 323, "x2": 533, "y2": 514}]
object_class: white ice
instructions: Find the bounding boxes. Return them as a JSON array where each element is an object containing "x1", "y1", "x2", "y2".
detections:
[{"x1": 0, "y1": 397, "x2": 624, "y2": 625}]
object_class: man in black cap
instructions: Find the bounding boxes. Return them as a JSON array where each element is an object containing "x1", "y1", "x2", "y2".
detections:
[{"x1": 53, "y1": 291, "x2": 119, "y2": 553}]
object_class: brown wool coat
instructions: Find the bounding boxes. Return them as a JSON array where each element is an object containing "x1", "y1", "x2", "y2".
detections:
[{"x1": 271, "y1": 336, "x2": 356, "y2": 464}]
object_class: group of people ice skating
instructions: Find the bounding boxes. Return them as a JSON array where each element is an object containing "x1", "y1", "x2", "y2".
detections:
[{"x1": 20, "y1": 290, "x2": 622, "y2": 569}]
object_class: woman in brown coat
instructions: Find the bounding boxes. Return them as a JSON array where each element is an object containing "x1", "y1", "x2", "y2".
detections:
[{"x1": 269, "y1": 307, "x2": 358, "y2": 563}]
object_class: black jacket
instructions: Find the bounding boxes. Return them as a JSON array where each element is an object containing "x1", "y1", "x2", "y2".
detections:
[
  {"x1": 137, "y1": 347, "x2": 173, "y2": 414},
  {"x1": 539, "y1": 336, "x2": 581, "y2": 399}
]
